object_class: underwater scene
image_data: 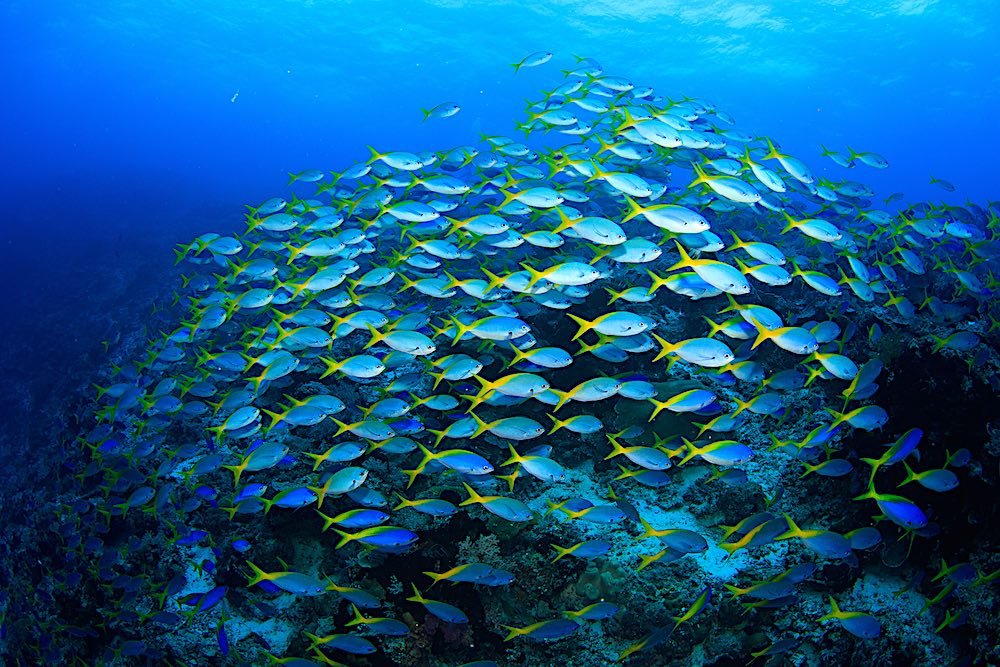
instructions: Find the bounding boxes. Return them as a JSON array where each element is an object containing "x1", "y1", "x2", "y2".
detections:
[{"x1": 1, "y1": 1, "x2": 998, "y2": 665}]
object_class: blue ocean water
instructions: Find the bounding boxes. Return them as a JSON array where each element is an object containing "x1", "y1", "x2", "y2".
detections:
[{"x1": 0, "y1": 1, "x2": 997, "y2": 665}]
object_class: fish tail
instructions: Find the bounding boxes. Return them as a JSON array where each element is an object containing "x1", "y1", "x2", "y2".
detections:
[
  {"x1": 614, "y1": 106, "x2": 636, "y2": 132},
  {"x1": 703, "y1": 316, "x2": 723, "y2": 338},
  {"x1": 363, "y1": 323, "x2": 385, "y2": 350},
  {"x1": 775, "y1": 513, "x2": 801, "y2": 541},
  {"x1": 520, "y1": 262, "x2": 546, "y2": 289},
  {"x1": 824, "y1": 595, "x2": 842, "y2": 620},
  {"x1": 546, "y1": 413, "x2": 566, "y2": 434},
  {"x1": 566, "y1": 312, "x2": 592, "y2": 341},
  {"x1": 282, "y1": 242, "x2": 302, "y2": 265},
  {"x1": 427, "y1": 317, "x2": 451, "y2": 341},
  {"x1": 482, "y1": 267, "x2": 506, "y2": 294},
  {"x1": 762, "y1": 137, "x2": 785, "y2": 160},
  {"x1": 260, "y1": 409, "x2": 284, "y2": 431},
  {"x1": 543, "y1": 499, "x2": 566, "y2": 517},
  {"x1": 898, "y1": 461, "x2": 917, "y2": 487},
  {"x1": 676, "y1": 438, "x2": 700, "y2": 467},
  {"x1": 392, "y1": 492, "x2": 413, "y2": 511},
  {"x1": 449, "y1": 316, "x2": 473, "y2": 346},
  {"x1": 245, "y1": 560, "x2": 269, "y2": 587},
  {"x1": 651, "y1": 333, "x2": 676, "y2": 363},
  {"x1": 422, "y1": 571, "x2": 444, "y2": 587},
  {"x1": 779, "y1": 210, "x2": 798, "y2": 235},
  {"x1": 550, "y1": 206, "x2": 577, "y2": 235},
  {"x1": 497, "y1": 470, "x2": 519, "y2": 492},
  {"x1": 333, "y1": 529, "x2": 354, "y2": 549},
  {"x1": 429, "y1": 370, "x2": 449, "y2": 390},
  {"x1": 402, "y1": 459, "x2": 427, "y2": 488},
  {"x1": 647, "y1": 398, "x2": 668, "y2": 423},
  {"x1": 574, "y1": 337, "x2": 597, "y2": 357},
  {"x1": 498, "y1": 188, "x2": 520, "y2": 210},
  {"x1": 851, "y1": 479, "x2": 879, "y2": 501},
  {"x1": 396, "y1": 273, "x2": 418, "y2": 292},
  {"x1": 345, "y1": 604, "x2": 366, "y2": 627},
  {"x1": 687, "y1": 162, "x2": 711, "y2": 189},
  {"x1": 620, "y1": 195, "x2": 644, "y2": 223},
  {"x1": 503, "y1": 443, "x2": 522, "y2": 465},
  {"x1": 173, "y1": 242, "x2": 192, "y2": 265},
  {"x1": 750, "y1": 326, "x2": 772, "y2": 351},
  {"x1": 666, "y1": 239, "x2": 694, "y2": 271},
  {"x1": 407, "y1": 583, "x2": 425, "y2": 603},
  {"x1": 465, "y1": 411, "x2": 490, "y2": 437},
  {"x1": 824, "y1": 407, "x2": 847, "y2": 428},
  {"x1": 364, "y1": 145, "x2": 383, "y2": 164},
  {"x1": 637, "y1": 516, "x2": 657, "y2": 539},
  {"x1": 459, "y1": 482, "x2": 483, "y2": 506},
  {"x1": 550, "y1": 544, "x2": 572, "y2": 562},
  {"x1": 504, "y1": 345, "x2": 528, "y2": 371},
  {"x1": 718, "y1": 540, "x2": 739, "y2": 558},
  {"x1": 589, "y1": 244, "x2": 610, "y2": 266}
]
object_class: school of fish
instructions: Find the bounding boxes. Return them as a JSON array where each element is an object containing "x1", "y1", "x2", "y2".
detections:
[{"x1": 53, "y1": 52, "x2": 1000, "y2": 666}]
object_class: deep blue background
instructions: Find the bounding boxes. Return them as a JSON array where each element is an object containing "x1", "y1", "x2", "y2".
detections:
[{"x1": 0, "y1": 0, "x2": 994, "y2": 462}]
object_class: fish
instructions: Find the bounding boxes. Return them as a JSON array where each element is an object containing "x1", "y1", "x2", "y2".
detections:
[
  {"x1": 775, "y1": 514, "x2": 853, "y2": 560},
  {"x1": 667, "y1": 241, "x2": 751, "y2": 295},
  {"x1": 316, "y1": 508, "x2": 389, "y2": 531},
  {"x1": 651, "y1": 335, "x2": 734, "y2": 368},
  {"x1": 671, "y1": 586, "x2": 713, "y2": 632},
  {"x1": 748, "y1": 638, "x2": 802, "y2": 664},
  {"x1": 423, "y1": 563, "x2": 507, "y2": 587},
  {"x1": 406, "y1": 584, "x2": 469, "y2": 623},
  {"x1": 222, "y1": 441, "x2": 288, "y2": 486},
  {"x1": 316, "y1": 354, "x2": 386, "y2": 381},
  {"x1": 511, "y1": 51, "x2": 553, "y2": 73},
  {"x1": 393, "y1": 492, "x2": 457, "y2": 517},
  {"x1": 460, "y1": 483, "x2": 534, "y2": 522},
  {"x1": 334, "y1": 526, "x2": 419, "y2": 550},
  {"x1": 421, "y1": 102, "x2": 461, "y2": 121},
  {"x1": 563, "y1": 602, "x2": 620, "y2": 621},
  {"x1": 566, "y1": 311, "x2": 655, "y2": 340},
  {"x1": 245, "y1": 562, "x2": 326, "y2": 596},
  {"x1": 546, "y1": 498, "x2": 626, "y2": 524},
  {"x1": 502, "y1": 444, "x2": 566, "y2": 483},
  {"x1": 345, "y1": 605, "x2": 409, "y2": 635},
  {"x1": 64, "y1": 51, "x2": 998, "y2": 667},
  {"x1": 800, "y1": 458, "x2": 853, "y2": 478},
  {"x1": 749, "y1": 318, "x2": 819, "y2": 355},
  {"x1": 303, "y1": 631, "x2": 376, "y2": 654},
  {"x1": 550, "y1": 539, "x2": 613, "y2": 562},
  {"x1": 605, "y1": 435, "x2": 672, "y2": 471},
  {"x1": 898, "y1": 462, "x2": 959, "y2": 492},
  {"x1": 502, "y1": 618, "x2": 579, "y2": 641},
  {"x1": 853, "y1": 483, "x2": 928, "y2": 530},
  {"x1": 677, "y1": 438, "x2": 753, "y2": 467},
  {"x1": 818, "y1": 596, "x2": 881, "y2": 638}
]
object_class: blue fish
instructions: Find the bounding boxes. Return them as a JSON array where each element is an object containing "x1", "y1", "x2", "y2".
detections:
[
  {"x1": 217, "y1": 618, "x2": 229, "y2": 656},
  {"x1": 503, "y1": 618, "x2": 579, "y2": 641}
]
